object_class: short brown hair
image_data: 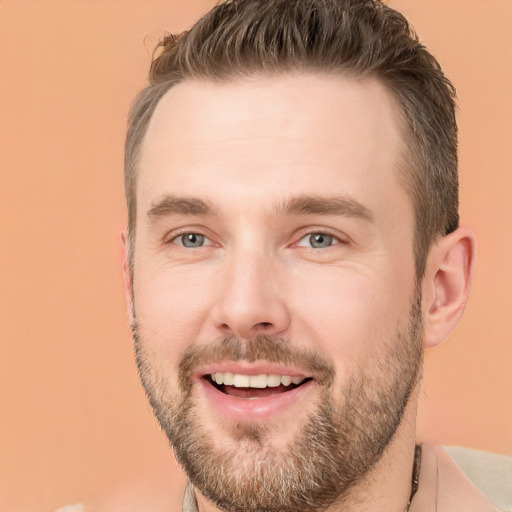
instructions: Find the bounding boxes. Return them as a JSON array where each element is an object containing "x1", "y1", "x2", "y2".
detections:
[{"x1": 125, "y1": 0, "x2": 459, "y2": 277}]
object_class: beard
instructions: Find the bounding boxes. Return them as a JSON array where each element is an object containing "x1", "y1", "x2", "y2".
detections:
[{"x1": 134, "y1": 297, "x2": 423, "y2": 512}]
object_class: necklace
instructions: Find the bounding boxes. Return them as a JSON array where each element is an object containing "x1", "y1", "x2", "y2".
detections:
[
  {"x1": 404, "y1": 444, "x2": 422, "y2": 511},
  {"x1": 183, "y1": 445, "x2": 422, "y2": 512}
]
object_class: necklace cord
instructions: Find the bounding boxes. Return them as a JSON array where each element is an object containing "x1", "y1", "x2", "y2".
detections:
[{"x1": 405, "y1": 444, "x2": 423, "y2": 511}]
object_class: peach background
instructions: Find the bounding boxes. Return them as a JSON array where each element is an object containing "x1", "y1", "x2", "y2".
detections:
[{"x1": 1, "y1": 1, "x2": 511, "y2": 511}]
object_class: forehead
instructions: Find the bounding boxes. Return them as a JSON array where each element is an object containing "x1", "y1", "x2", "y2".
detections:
[{"x1": 137, "y1": 74, "x2": 409, "y2": 218}]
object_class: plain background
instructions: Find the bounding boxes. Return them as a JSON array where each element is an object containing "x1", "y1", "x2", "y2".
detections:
[{"x1": 1, "y1": 1, "x2": 511, "y2": 511}]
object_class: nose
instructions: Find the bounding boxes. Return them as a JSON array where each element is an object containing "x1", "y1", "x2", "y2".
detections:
[{"x1": 210, "y1": 248, "x2": 291, "y2": 339}]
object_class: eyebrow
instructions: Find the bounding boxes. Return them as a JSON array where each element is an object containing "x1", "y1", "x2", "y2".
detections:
[
  {"x1": 146, "y1": 194, "x2": 373, "y2": 222},
  {"x1": 275, "y1": 194, "x2": 374, "y2": 222},
  {"x1": 147, "y1": 195, "x2": 216, "y2": 220}
]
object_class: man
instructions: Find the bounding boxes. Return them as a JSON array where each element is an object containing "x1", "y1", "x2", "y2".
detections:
[{"x1": 118, "y1": 0, "x2": 511, "y2": 511}]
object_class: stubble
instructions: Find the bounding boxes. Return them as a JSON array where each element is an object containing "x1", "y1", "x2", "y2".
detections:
[{"x1": 134, "y1": 297, "x2": 423, "y2": 512}]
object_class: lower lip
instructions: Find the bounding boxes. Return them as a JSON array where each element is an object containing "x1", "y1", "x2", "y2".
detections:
[{"x1": 199, "y1": 378, "x2": 316, "y2": 421}]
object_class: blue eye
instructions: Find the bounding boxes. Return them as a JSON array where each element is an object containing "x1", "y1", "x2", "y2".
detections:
[
  {"x1": 298, "y1": 233, "x2": 338, "y2": 248},
  {"x1": 174, "y1": 233, "x2": 207, "y2": 248}
]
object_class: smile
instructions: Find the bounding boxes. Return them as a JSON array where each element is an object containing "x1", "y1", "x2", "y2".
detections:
[{"x1": 198, "y1": 365, "x2": 316, "y2": 420}]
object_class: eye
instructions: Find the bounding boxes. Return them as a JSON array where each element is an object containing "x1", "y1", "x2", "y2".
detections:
[
  {"x1": 297, "y1": 232, "x2": 340, "y2": 249},
  {"x1": 173, "y1": 233, "x2": 211, "y2": 248}
]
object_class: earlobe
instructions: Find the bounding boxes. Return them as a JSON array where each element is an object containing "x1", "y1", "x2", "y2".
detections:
[
  {"x1": 120, "y1": 230, "x2": 135, "y2": 327},
  {"x1": 422, "y1": 226, "x2": 477, "y2": 348}
]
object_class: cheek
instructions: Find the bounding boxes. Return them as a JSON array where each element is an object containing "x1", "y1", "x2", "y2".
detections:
[
  {"x1": 133, "y1": 264, "x2": 214, "y2": 360},
  {"x1": 289, "y1": 265, "x2": 415, "y2": 378}
]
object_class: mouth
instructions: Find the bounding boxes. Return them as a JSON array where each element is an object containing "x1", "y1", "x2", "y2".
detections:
[
  {"x1": 197, "y1": 365, "x2": 316, "y2": 421},
  {"x1": 206, "y1": 372, "x2": 312, "y2": 399}
]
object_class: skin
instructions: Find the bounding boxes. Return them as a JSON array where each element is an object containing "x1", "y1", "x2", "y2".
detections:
[{"x1": 122, "y1": 74, "x2": 476, "y2": 512}]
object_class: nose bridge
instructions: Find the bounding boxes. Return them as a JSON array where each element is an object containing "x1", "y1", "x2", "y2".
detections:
[{"x1": 212, "y1": 240, "x2": 289, "y2": 338}]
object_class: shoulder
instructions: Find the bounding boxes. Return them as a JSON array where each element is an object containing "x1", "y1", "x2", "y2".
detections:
[
  {"x1": 442, "y1": 445, "x2": 512, "y2": 512},
  {"x1": 413, "y1": 444, "x2": 511, "y2": 512}
]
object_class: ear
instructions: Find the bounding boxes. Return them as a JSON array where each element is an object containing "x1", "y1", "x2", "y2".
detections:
[
  {"x1": 120, "y1": 230, "x2": 135, "y2": 327},
  {"x1": 422, "y1": 226, "x2": 477, "y2": 348}
]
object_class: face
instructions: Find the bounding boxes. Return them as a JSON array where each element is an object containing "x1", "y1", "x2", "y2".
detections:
[{"x1": 129, "y1": 75, "x2": 423, "y2": 511}]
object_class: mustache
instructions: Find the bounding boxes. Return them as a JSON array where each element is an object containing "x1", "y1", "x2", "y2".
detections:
[{"x1": 178, "y1": 335, "x2": 335, "y2": 392}]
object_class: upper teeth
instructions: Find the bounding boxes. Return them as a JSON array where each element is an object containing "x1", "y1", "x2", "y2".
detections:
[{"x1": 211, "y1": 372, "x2": 305, "y2": 388}]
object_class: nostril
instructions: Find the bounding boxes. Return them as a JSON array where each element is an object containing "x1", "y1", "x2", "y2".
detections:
[{"x1": 216, "y1": 318, "x2": 282, "y2": 338}]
